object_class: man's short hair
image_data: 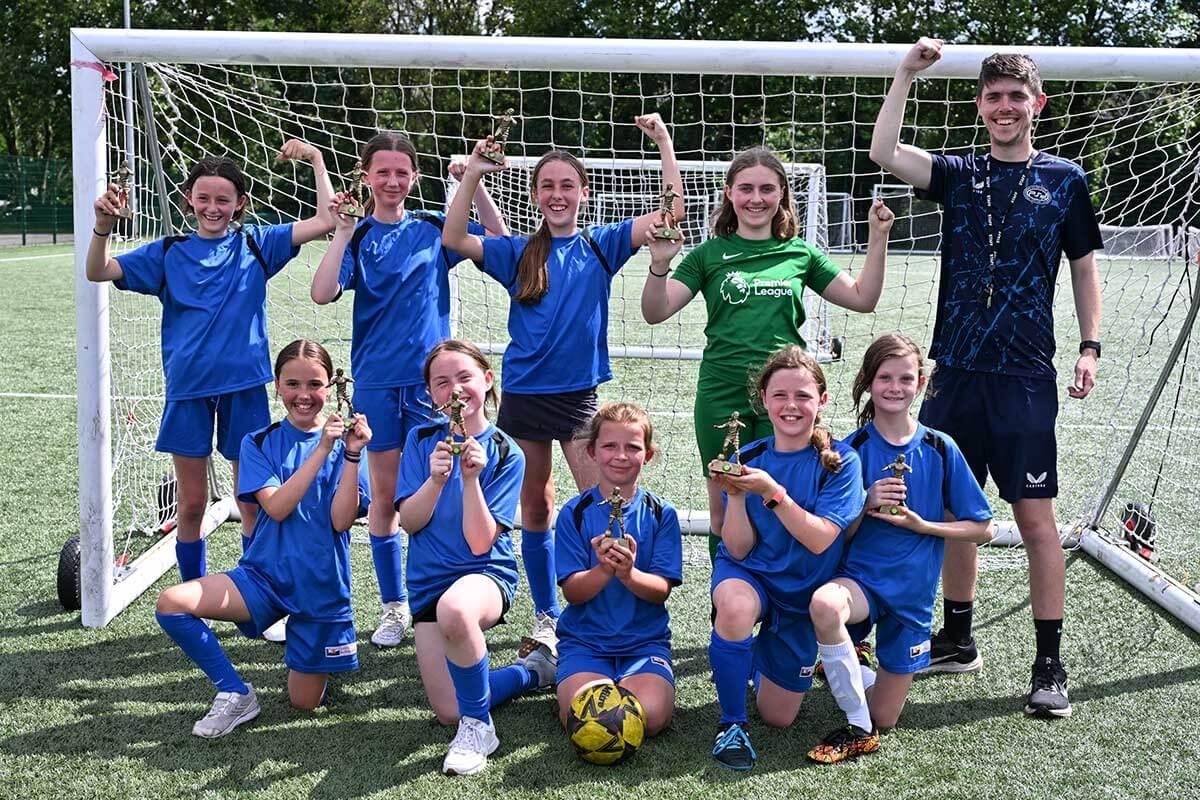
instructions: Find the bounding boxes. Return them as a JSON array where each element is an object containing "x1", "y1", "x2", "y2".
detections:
[{"x1": 977, "y1": 53, "x2": 1042, "y2": 97}]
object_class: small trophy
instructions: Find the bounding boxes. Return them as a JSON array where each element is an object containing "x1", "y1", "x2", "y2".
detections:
[
  {"x1": 605, "y1": 487, "x2": 630, "y2": 548},
  {"x1": 882, "y1": 454, "x2": 912, "y2": 515},
  {"x1": 328, "y1": 368, "x2": 355, "y2": 418},
  {"x1": 339, "y1": 160, "x2": 367, "y2": 218},
  {"x1": 652, "y1": 182, "x2": 682, "y2": 241},
  {"x1": 438, "y1": 389, "x2": 468, "y2": 456},
  {"x1": 714, "y1": 411, "x2": 747, "y2": 475},
  {"x1": 481, "y1": 108, "x2": 517, "y2": 165},
  {"x1": 114, "y1": 160, "x2": 134, "y2": 220}
]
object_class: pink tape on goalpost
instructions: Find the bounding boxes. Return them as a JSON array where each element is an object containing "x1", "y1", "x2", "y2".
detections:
[{"x1": 70, "y1": 60, "x2": 119, "y2": 81}]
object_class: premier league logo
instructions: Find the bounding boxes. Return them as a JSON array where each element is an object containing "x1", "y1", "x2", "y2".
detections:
[{"x1": 719, "y1": 271, "x2": 751, "y2": 305}]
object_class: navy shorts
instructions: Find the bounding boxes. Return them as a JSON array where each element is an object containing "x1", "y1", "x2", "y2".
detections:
[
  {"x1": 227, "y1": 565, "x2": 359, "y2": 674},
  {"x1": 157, "y1": 385, "x2": 270, "y2": 461},
  {"x1": 918, "y1": 366, "x2": 1058, "y2": 503},
  {"x1": 497, "y1": 387, "x2": 599, "y2": 442},
  {"x1": 355, "y1": 384, "x2": 434, "y2": 452}
]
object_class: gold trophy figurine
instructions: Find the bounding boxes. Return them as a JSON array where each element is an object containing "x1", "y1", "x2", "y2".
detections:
[
  {"x1": 481, "y1": 108, "x2": 517, "y2": 165},
  {"x1": 327, "y1": 368, "x2": 355, "y2": 418},
  {"x1": 652, "y1": 182, "x2": 682, "y2": 241},
  {"x1": 714, "y1": 411, "x2": 747, "y2": 475},
  {"x1": 437, "y1": 389, "x2": 469, "y2": 456},
  {"x1": 882, "y1": 454, "x2": 913, "y2": 515},
  {"x1": 114, "y1": 160, "x2": 134, "y2": 219},
  {"x1": 339, "y1": 160, "x2": 367, "y2": 218},
  {"x1": 606, "y1": 487, "x2": 630, "y2": 548}
]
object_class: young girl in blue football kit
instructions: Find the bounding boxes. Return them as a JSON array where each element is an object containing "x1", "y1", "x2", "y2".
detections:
[
  {"x1": 554, "y1": 402, "x2": 683, "y2": 738},
  {"x1": 154, "y1": 339, "x2": 369, "y2": 738},
  {"x1": 88, "y1": 141, "x2": 335, "y2": 594},
  {"x1": 395, "y1": 340, "x2": 555, "y2": 777},
  {"x1": 312, "y1": 133, "x2": 509, "y2": 648},
  {"x1": 442, "y1": 113, "x2": 684, "y2": 661},
  {"x1": 706, "y1": 345, "x2": 866, "y2": 771},
  {"x1": 805, "y1": 334, "x2": 992, "y2": 764}
]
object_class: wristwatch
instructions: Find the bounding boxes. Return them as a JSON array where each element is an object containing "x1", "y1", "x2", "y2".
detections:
[
  {"x1": 1079, "y1": 340, "x2": 1101, "y2": 358},
  {"x1": 765, "y1": 486, "x2": 788, "y2": 510}
]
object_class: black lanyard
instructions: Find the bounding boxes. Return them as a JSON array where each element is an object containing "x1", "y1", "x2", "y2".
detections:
[{"x1": 982, "y1": 152, "x2": 1036, "y2": 309}]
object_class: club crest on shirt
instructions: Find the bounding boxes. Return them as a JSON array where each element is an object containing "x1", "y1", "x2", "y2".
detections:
[
  {"x1": 1023, "y1": 184, "x2": 1052, "y2": 205},
  {"x1": 910, "y1": 640, "x2": 931, "y2": 658},
  {"x1": 325, "y1": 642, "x2": 358, "y2": 658}
]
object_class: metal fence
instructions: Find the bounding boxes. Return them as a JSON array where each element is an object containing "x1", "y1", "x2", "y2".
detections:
[{"x1": 0, "y1": 156, "x2": 72, "y2": 245}]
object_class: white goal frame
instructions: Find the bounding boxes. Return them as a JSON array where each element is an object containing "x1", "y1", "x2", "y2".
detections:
[{"x1": 71, "y1": 28, "x2": 1200, "y2": 630}]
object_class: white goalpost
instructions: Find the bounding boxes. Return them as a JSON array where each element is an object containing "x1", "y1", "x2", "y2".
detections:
[{"x1": 69, "y1": 29, "x2": 1200, "y2": 632}]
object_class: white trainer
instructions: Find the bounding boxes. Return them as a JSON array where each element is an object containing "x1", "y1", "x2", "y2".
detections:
[
  {"x1": 517, "y1": 611, "x2": 558, "y2": 659},
  {"x1": 192, "y1": 684, "x2": 260, "y2": 738},
  {"x1": 442, "y1": 715, "x2": 499, "y2": 776},
  {"x1": 262, "y1": 616, "x2": 288, "y2": 643},
  {"x1": 371, "y1": 601, "x2": 411, "y2": 647},
  {"x1": 517, "y1": 643, "x2": 558, "y2": 689}
]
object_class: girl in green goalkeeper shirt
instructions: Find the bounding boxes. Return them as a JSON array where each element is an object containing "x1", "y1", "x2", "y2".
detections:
[{"x1": 641, "y1": 148, "x2": 894, "y2": 560}]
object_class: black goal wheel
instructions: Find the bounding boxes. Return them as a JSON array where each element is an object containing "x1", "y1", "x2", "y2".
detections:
[
  {"x1": 830, "y1": 336, "x2": 845, "y2": 362},
  {"x1": 57, "y1": 534, "x2": 82, "y2": 611}
]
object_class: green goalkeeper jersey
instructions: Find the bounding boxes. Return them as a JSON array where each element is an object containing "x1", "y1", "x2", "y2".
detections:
[{"x1": 673, "y1": 233, "x2": 841, "y2": 385}]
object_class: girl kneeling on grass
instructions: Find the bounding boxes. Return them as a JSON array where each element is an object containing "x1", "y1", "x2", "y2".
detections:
[
  {"x1": 806, "y1": 333, "x2": 992, "y2": 764},
  {"x1": 553, "y1": 402, "x2": 683, "y2": 740},
  {"x1": 155, "y1": 339, "x2": 369, "y2": 738},
  {"x1": 395, "y1": 340, "x2": 554, "y2": 777},
  {"x1": 707, "y1": 345, "x2": 866, "y2": 771}
]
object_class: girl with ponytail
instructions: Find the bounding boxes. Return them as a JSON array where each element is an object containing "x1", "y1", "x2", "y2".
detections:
[
  {"x1": 442, "y1": 113, "x2": 684, "y2": 662},
  {"x1": 705, "y1": 344, "x2": 866, "y2": 772}
]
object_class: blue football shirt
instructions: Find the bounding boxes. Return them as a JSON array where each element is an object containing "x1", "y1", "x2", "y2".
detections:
[
  {"x1": 115, "y1": 224, "x2": 298, "y2": 401},
  {"x1": 716, "y1": 436, "x2": 866, "y2": 614},
  {"x1": 394, "y1": 420, "x2": 525, "y2": 608},
  {"x1": 919, "y1": 152, "x2": 1103, "y2": 378},
  {"x1": 555, "y1": 486, "x2": 683, "y2": 657},
  {"x1": 236, "y1": 419, "x2": 368, "y2": 623},
  {"x1": 337, "y1": 211, "x2": 485, "y2": 389},
  {"x1": 840, "y1": 422, "x2": 992, "y2": 626},
  {"x1": 479, "y1": 220, "x2": 636, "y2": 393}
]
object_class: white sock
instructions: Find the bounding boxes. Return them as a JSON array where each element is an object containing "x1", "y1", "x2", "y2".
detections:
[
  {"x1": 860, "y1": 663, "x2": 877, "y2": 692},
  {"x1": 818, "y1": 639, "x2": 872, "y2": 732}
]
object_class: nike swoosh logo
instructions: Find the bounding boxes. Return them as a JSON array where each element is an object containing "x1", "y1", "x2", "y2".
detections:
[{"x1": 722, "y1": 252, "x2": 741, "y2": 260}]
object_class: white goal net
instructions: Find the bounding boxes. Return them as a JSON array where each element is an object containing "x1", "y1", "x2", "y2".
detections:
[{"x1": 70, "y1": 30, "x2": 1200, "y2": 630}]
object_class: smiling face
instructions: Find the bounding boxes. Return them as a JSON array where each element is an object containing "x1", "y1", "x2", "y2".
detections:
[
  {"x1": 589, "y1": 420, "x2": 652, "y2": 489},
  {"x1": 976, "y1": 77, "x2": 1047, "y2": 154},
  {"x1": 760, "y1": 366, "x2": 828, "y2": 446},
  {"x1": 531, "y1": 159, "x2": 589, "y2": 236},
  {"x1": 276, "y1": 357, "x2": 331, "y2": 430},
  {"x1": 725, "y1": 164, "x2": 784, "y2": 239},
  {"x1": 363, "y1": 149, "x2": 418, "y2": 214},
  {"x1": 185, "y1": 176, "x2": 245, "y2": 238},
  {"x1": 427, "y1": 349, "x2": 494, "y2": 430},
  {"x1": 869, "y1": 353, "x2": 925, "y2": 419}
]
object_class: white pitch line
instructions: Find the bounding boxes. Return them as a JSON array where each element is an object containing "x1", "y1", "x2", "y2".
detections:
[
  {"x1": 0, "y1": 392, "x2": 74, "y2": 399},
  {"x1": 0, "y1": 253, "x2": 72, "y2": 263}
]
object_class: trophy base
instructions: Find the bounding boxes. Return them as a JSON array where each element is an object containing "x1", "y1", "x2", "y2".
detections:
[
  {"x1": 652, "y1": 228, "x2": 681, "y2": 241},
  {"x1": 115, "y1": 208, "x2": 134, "y2": 220},
  {"x1": 450, "y1": 443, "x2": 463, "y2": 456},
  {"x1": 480, "y1": 150, "x2": 505, "y2": 165},
  {"x1": 338, "y1": 204, "x2": 365, "y2": 219},
  {"x1": 720, "y1": 461, "x2": 743, "y2": 476}
]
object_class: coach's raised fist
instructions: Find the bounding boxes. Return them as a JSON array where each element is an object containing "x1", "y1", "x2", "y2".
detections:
[{"x1": 901, "y1": 38, "x2": 943, "y2": 73}]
